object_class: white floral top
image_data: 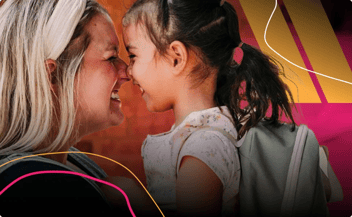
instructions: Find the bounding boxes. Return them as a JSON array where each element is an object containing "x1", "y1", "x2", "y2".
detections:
[{"x1": 142, "y1": 106, "x2": 241, "y2": 216}]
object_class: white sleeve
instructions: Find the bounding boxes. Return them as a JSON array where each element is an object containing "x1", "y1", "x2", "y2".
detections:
[{"x1": 176, "y1": 130, "x2": 240, "y2": 187}]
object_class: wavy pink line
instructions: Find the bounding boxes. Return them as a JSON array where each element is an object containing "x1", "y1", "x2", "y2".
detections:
[{"x1": 0, "y1": 170, "x2": 136, "y2": 217}]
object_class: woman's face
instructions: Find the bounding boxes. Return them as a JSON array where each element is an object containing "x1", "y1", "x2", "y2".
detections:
[{"x1": 75, "y1": 14, "x2": 129, "y2": 137}]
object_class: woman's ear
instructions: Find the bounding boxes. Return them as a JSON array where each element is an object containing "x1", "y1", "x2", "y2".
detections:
[
  {"x1": 168, "y1": 41, "x2": 188, "y2": 75},
  {"x1": 45, "y1": 59, "x2": 58, "y2": 95},
  {"x1": 45, "y1": 59, "x2": 57, "y2": 84}
]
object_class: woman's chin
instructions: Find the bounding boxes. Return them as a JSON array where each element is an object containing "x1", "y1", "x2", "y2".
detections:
[
  {"x1": 111, "y1": 115, "x2": 125, "y2": 127},
  {"x1": 110, "y1": 100, "x2": 125, "y2": 123},
  {"x1": 79, "y1": 116, "x2": 124, "y2": 138},
  {"x1": 109, "y1": 110, "x2": 125, "y2": 127}
]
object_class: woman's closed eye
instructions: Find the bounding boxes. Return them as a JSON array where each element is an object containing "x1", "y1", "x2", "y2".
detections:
[{"x1": 108, "y1": 56, "x2": 118, "y2": 62}]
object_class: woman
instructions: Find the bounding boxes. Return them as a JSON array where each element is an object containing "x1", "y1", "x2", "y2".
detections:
[{"x1": 0, "y1": 0, "x2": 156, "y2": 216}]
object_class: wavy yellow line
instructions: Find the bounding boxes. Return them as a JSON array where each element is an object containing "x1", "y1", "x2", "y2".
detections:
[{"x1": 0, "y1": 151, "x2": 165, "y2": 217}]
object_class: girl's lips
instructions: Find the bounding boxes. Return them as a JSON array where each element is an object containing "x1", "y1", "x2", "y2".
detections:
[{"x1": 133, "y1": 81, "x2": 145, "y2": 95}]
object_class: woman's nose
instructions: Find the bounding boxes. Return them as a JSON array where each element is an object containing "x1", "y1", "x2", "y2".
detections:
[{"x1": 116, "y1": 59, "x2": 130, "y2": 83}]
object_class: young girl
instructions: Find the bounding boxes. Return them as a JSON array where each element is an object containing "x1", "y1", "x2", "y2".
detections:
[{"x1": 122, "y1": 0, "x2": 296, "y2": 216}]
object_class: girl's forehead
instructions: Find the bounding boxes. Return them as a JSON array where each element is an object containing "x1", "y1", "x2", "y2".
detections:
[
  {"x1": 123, "y1": 23, "x2": 154, "y2": 48},
  {"x1": 125, "y1": 22, "x2": 149, "y2": 38}
]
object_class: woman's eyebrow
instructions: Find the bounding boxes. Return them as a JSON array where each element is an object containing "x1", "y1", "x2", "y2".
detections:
[{"x1": 105, "y1": 43, "x2": 119, "y2": 53}]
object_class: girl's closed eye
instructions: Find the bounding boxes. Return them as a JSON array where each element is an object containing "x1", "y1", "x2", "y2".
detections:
[{"x1": 128, "y1": 54, "x2": 136, "y2": 64}]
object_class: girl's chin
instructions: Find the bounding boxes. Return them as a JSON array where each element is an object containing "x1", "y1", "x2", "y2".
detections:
[
  {"x1": 146, "y1": 104, "x2": 169, "y2": 113},
  {"x1": 145, "y1": 99, "x2": 172, "y2": 113}
]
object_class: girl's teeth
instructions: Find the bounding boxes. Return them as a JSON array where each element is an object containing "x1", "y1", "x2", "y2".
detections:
[{"x1": 140, "y1": 87, "x2": 144, "y2": 93}]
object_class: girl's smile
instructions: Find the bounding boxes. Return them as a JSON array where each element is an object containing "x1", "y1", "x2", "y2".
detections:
[{"x1": 123, "y1": 23, "x2": 176, "y2": 113}]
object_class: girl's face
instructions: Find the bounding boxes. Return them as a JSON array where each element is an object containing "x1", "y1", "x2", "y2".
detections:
[
  {"x1": 75, "y1": 14, "x2": 130, "y2": 137},
  {"x1": 123, "y1": 23, "x2": 176, "y2": 112}
]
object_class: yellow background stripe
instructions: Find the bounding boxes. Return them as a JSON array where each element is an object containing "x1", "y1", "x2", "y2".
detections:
[
  {"x1": 284, "y1": 0, "x2": 352, "y2": 103},
  {"x1": 238, "y1": 0, "x2": 320, "y2": 103}
]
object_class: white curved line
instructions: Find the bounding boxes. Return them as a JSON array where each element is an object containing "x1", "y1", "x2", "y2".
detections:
[{"x1": 264, "y1": 0, "x2": 352, "y2": 86}]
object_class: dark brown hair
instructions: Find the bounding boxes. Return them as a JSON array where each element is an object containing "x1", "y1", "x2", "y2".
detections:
[{"x1": 123, "y1": 0, "x2": 296, "y2": 139}]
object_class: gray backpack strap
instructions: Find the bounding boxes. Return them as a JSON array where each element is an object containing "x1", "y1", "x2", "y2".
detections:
[
  {"x1": 280, "y1": 124, "x2": 309, "y2": 217},
  {"x1": 67, "y1": 147, "x2": 107, "y2": 179}
]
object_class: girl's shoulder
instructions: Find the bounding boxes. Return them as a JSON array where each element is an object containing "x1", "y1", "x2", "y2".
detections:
[
  {"x1": 174, "y1": 107, "x2": 241, "y2": 189},
  {"x1": 173, "y1": 106, "x2": 237, "y2": 143}
]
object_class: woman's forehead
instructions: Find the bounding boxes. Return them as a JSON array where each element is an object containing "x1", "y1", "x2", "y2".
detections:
[{"x1": 87, "y1": 14, "x2": 120, "y2": 50}]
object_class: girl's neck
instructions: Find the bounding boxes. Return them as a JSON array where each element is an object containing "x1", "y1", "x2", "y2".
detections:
[
  {"x1": 173, "y1": 103, "x2": 216, "y2": 128},
  {"x1": 173, "y1": 80, "x2": 216, "y2": 128}
]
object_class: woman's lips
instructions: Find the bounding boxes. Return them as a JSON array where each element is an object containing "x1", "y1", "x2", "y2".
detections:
[{"x1": 110, "y1": 90, "x2": 120, "y2": 101}]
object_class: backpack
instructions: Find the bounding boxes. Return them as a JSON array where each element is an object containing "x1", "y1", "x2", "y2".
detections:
[{"x1": 176, "y1": 121, "x2": 343, "y2": 217}]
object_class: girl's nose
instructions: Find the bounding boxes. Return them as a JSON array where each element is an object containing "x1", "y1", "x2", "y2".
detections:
[{"x1": 126, "y1": 64, "x2": 133, "y2": 80}]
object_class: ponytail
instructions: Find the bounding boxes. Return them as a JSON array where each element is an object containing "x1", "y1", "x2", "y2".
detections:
[{"x1": 215, "y1": 2, "x2": 296, "y2": 140}]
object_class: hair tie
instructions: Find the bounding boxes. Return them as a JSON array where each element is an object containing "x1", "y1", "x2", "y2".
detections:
[
  {"x1": 220, "y1": 0, "x2": 226, "y2": 6},
  {"x1": 233, "y1": 42, "x2": 244, "y2": 65},
  {"x1": 44, "y1": 0, "x2": 87, "y2": 60}
]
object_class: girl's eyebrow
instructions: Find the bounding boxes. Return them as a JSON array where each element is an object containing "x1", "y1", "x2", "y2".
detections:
[{"x1": 125, "y1": 44, "x2": 137, "y2": 52}]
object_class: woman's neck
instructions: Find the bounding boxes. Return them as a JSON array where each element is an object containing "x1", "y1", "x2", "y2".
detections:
[
  {"x1": 38, "y1": 138, "x2": 77, "y2": 165},
  {"x1": 44, "y1": 152, "x2": 69, "y2": 164}
]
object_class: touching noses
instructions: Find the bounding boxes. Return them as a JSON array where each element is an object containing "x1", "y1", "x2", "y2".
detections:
[
  {"x1": 115, "y1": 58, "x2": 130, "y2": 84},
  {"x1": 126, "y1": 63, "x2": 133, "y2": 80}
]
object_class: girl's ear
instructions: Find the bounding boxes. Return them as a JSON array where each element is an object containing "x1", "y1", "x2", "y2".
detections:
[{"x1": 168, "y1": 41, "x2": 188, "y2": 75}]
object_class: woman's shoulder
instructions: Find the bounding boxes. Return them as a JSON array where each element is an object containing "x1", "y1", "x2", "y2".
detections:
[
  {"x1": 0, "y1": 155, "x2": 96, "y2": 200},
  {"x1": 67, "y1": 146, "x2": 107, "y2": 179},
  {"x1": 0, "y1": 149, "x2": 105, "y2": 197},
  {"x1": 0, "y1": 151, "x2": 69, "y2": 175},
  {"x1": 0, "y1": 152, "x2": 85, "y2": 189},
  {"x1": 0, "y1": 151, "x2": 115, "y2": 216}
]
